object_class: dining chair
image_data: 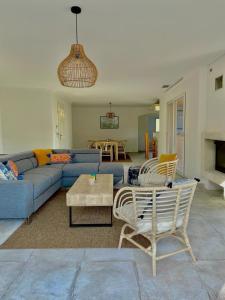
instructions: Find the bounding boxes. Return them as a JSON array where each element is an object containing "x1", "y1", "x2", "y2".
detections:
[
  {"x1": 118, "y1": 140, "x2": 127, "y2": 160},
  {"x1": 87, "y1": 140, "x2": 95, "y2": 149},
  {"x1": 113, "y1": 180, "x2": 197, "y2": 276},
  {"x1": 95, "y1": 142, "x2": 113, "y2": 162}
]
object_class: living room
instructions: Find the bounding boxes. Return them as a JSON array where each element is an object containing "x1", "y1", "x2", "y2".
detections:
[{"x1": 1, "y1": 1, "x2": 225, "y2": 299}]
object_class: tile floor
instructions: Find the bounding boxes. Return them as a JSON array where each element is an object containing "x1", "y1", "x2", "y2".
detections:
[{"x1": 0, "y1": 152, "x2": 225, "y2": 299}]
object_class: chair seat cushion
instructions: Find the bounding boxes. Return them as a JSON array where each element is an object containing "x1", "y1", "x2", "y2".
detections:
[
  {"x1": 62, "y1": 163, "x2": 99, "y2": 177},
  {"x1": 23, "y1": 173, "x2": 52, "y2": 198},
  {"x1": 115, "y1": 203, "x2": 183, "y2": 234},
  {"x1": 99, "y1": 163, "x2": 124, "y2": 177},
  {"x1": 138, "y1": 173, "x2": 167, "y2": 187}
]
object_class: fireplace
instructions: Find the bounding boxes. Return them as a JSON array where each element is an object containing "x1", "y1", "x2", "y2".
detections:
[{"x1": 215, "y1": 141, "x2": 225, "y2": 173}]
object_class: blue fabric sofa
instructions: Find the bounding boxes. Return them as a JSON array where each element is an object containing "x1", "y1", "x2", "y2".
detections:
[{"x1": 0, "y1": 149, "x2": 124, "y2": 219}]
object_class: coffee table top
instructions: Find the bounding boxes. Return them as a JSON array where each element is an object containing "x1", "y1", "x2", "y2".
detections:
[{"x1": 66, "y1": 174, "x2": 113, "y2": 207}]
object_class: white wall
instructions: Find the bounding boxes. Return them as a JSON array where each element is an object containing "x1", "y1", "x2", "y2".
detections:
[
  {"x1": 159, "y1": 68, "x2": 207, "y2": 178},
  {"x1": 207, "y1": 56, "x2": 225, "y2": 131},
  {"x1": 0, "y1": 87, "x2": 72, "y2": 154},
  {"x1": 0, "y1": 104, "x2": 3, "y2": 153},
  {"x1": 72, "y1": 105, "x2": 151, "y2": 152}
]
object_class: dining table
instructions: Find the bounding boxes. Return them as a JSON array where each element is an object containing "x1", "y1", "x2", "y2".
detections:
[{"x1": 88, "y1": 139, "x2": 126, "y2": 161}]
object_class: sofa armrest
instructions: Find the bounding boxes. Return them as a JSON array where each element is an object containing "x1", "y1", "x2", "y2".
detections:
[{"x1": 0, "y1": 180, "x2": 34, "y2": 218}]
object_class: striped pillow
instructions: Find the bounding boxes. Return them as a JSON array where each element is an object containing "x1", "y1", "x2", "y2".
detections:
[
  {"x1": 7, "y1": 160, "x2": 19, "y2": 178},
  {"x1": 50, "y1": 153, "x2": 71, "y2": 164}
]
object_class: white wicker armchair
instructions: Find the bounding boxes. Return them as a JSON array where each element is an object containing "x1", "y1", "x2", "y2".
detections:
[
  {"x1": 113, "y1": 181, "x2": 197, "y2": 276},
  {"x1": 139, "y1": 157, "x2": 178, "y2": 181}
]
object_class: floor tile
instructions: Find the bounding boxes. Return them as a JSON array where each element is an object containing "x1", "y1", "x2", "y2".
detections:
[
  {"x1": 2, "y1": 254, "x2": 80, "y2": 300},
  {"x1": 31, "y1": 249, "x2": 85, "y2": 263},
  {"x1": 74, "y1": 261, "x2": 141, "y2": 300},
  {"x1": 0, "y1": 262, "x2": 24, "y2": 298},
  {"x1": 0, "y1": 249, "x2": 33, "y2": 262},
  {"x1": 196, "y1": 260, "x2": 225, "y2": 299},
  {"x1": 137, "y1": 260, "x2": 209, "y2": 300},
  {"x1": 188, "y1": 217, "x2": 225, "y2": 260}
]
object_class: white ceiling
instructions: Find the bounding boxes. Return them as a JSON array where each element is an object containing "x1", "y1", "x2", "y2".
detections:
[{"x1": 1, "y1": 0, "x2": 225, "y2": 105}]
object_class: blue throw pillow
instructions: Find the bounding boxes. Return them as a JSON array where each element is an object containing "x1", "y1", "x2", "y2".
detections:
[
  {"x1": 18, "y1": 174, "x2": 24, "y2": 180},
  {"x1": 0, "y1": 162, "x2": 17, "y2": 180}
]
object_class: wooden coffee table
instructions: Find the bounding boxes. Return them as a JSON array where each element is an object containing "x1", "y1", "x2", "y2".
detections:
[{"x1": 66, "y1": 174, "x2": 113, "y2": 227}]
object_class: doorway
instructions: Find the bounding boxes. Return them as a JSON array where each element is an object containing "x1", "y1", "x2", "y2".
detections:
[
  {"x1": 55, "y1": 102, "x2": 65, "y2": 148},
  {"x1": 138, "y1": 113, "x2": 159, "y2": 153},
  {"x1": 167, "y1": 95, "x2": 185, "y2": 176}
]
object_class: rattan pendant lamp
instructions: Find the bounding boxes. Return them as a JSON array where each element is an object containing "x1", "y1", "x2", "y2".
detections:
[{"x1": 57, "y1": 6, "x2": 98, "y2": 88}]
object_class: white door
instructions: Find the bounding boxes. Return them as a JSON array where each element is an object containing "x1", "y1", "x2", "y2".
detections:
[
  {"x1": 167, "y1": 96, "x2": 185, "y2": 176},
  {"x1": 55, "y1": 102, "x2": 65, "y2": 148}
]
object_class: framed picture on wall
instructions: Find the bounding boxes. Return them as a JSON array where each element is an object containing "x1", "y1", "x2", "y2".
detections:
[{"x1": 100, "y1": 116, "x2": 119, "y2": 129}]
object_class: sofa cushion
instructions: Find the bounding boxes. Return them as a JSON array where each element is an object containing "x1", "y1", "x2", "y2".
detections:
[
  {"x1": 16, "y1": 158, "x2": 34, "y2": 175},
  {"x1": 25, "y1": 167, "x2": 62, "y2": 185},
  {"x1": 43, "y1": 164, "x2": 65, "y2": 170},
  {"x1": 23, "y1": 173, "x2": 52, "y2": 198},
  {"x1": 52, "y1": 149, "x2": 70, "y2": 154},
  {"x1": 99, "y1": 163, "x2": 124, "y2": 177},
  {"x1": 0, "y1": 151, "x2": 34, "y2": 163},
  {"x1": 70, "y1": 149, "x2": 101, "y2": 163},
  {"x1": 30, "y1": 157, "x2": 38, "y2": 168},
  {"x1": 63, "y1": 163, "x2": 99, "y2": 177}
]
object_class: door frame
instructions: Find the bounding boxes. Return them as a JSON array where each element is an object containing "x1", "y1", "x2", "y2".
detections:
[{"x1": 166, "y1": 93, "x2": 186, "y2": 176}]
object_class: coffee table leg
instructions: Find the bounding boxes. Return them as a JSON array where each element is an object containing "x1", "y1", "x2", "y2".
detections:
[
  {"x1": 69, "y1": 206, "x2": 112, "y2": 227},
  {"x1": 69, "y1": 207, "x2": 72, "y2": 227}
]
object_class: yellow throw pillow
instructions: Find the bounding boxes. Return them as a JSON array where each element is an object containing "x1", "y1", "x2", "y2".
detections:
[
  {"x1": 159, "y1": 153, "x2": 177, "y2": 163},
  {"x1": 33, "y1": 149, "x2": 52, "y2": 166}
]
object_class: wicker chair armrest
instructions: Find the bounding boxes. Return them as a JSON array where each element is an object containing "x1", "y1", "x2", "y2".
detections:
[
  {"x1": 113, "y1": 187, "x2": 134, "y2": 218},
  {"x1": 139, "y1": 157, "x2": 159, "y2": 175}
]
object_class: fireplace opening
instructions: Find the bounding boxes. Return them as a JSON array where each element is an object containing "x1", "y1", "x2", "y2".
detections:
[{"x1": 215, "y1": 141, "x2": 225, "y2": 173}]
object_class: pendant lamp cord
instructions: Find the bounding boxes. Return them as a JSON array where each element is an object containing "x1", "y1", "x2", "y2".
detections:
[{"x1": 76, "y1": 13, "x2": 78, "y2": 44}]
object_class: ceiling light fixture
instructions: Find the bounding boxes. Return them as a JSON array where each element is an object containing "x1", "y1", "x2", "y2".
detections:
[
  {"x1": 106, "y1": 102, "x2": 115, "y2": 119},
  {"x1": 57, "y1": 6, "x2": 98, "y2": 88}
]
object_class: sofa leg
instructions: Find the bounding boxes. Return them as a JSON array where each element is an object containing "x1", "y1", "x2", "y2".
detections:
[{"x1": 26, "y1": 216, "x2": 32, "y2": 225}]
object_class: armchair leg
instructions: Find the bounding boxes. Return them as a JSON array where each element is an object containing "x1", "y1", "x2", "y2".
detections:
[
  {"x1": 151, "y1": 238, "x2": 157, "y2": 277},
  {"x1": 118, "y1": 224, "x2": 127, "y2": 248},
  {"x1": 183, "y1": 231, "x2": 196, "y2": 262}
]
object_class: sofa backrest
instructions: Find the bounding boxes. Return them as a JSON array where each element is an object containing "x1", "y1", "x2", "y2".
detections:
[
  {"x1": 53, "y1": 148, "x2": 102, "y2": 163},
  {"x1": 0, "y1": 151, "x2": 37, "y2": 174},
  {"x1": 0, "y1": 148, "x2": 101, "y2": 174}
]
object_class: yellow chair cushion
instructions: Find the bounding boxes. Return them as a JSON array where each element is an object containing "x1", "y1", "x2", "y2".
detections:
[
  {"x1": 33, "y1": 149, "x2": 52, "y2": 166},
  {"x1": 159, "y1": 153, "x2": 177, "y2": 163}
]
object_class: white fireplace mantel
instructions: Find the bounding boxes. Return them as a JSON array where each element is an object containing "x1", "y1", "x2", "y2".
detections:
[
  {"x1": 204, "y1": 131, "x2": 225, "y2": 141},
  {"x1": 203, "y1": 131, "x2": 225, "y2": 198}
]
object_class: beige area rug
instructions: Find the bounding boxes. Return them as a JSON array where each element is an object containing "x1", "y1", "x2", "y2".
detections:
[{"x1": 1, "y1": 190, "x2": 147, "y2": 249}]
